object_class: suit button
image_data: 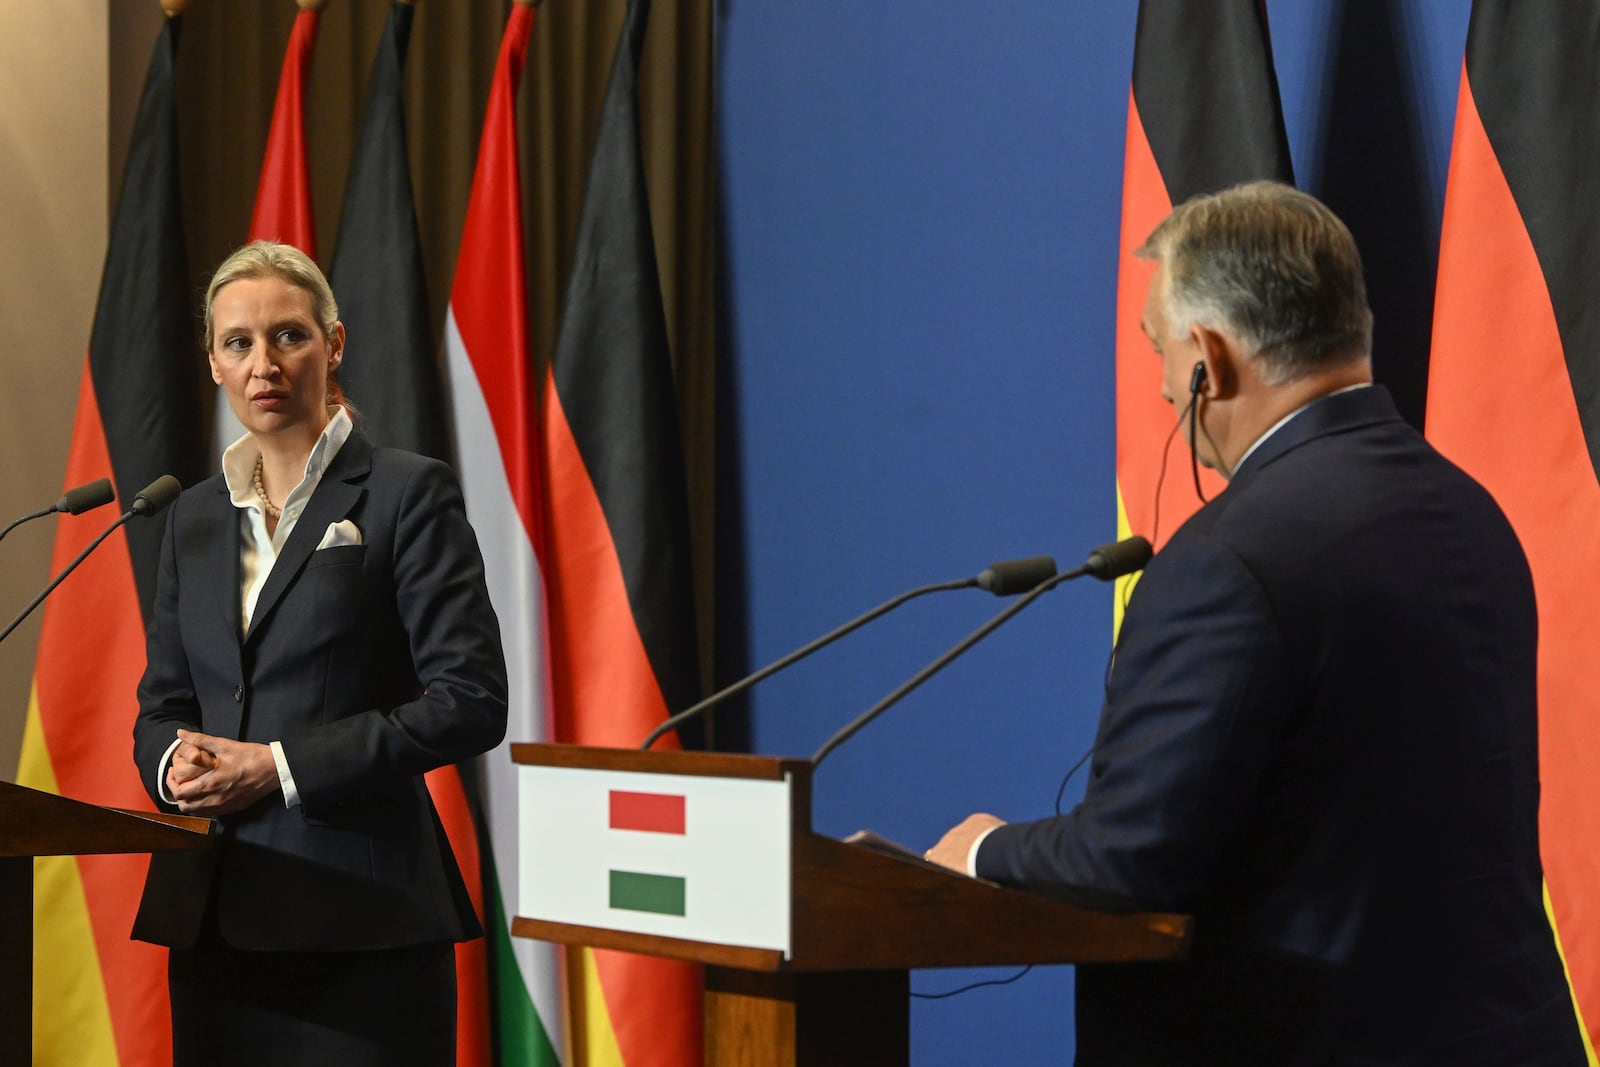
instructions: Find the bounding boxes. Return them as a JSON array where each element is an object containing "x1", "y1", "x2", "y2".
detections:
[{"x1": 234, "y1": 684, "x2": 244, "y2": 702}]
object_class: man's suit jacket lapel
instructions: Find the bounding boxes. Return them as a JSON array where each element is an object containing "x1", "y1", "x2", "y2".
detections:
[{"x1": 245, "y1": 432, "x2": 373, "y2": 647}]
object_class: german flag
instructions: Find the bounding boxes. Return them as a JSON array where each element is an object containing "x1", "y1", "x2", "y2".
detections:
[
  {"x1": 328, "y1": 5, "x2": 489, "y2": 1065},
  {"x1": 15, "y1": 13, "x2": 205, "y2": 1065},
  {"x1": 1425, "y1": 2, "x2": 1600, "y2": 1056},
  {"x1": 540, "y1": 0, "x2": 703, "y2": 1060},
  {"x1": 329, "y1": 0, "x2": 448, "y2": 463},
  {"x1": 1113, "y1": 0, "x2": 1293, "y2": 623}
]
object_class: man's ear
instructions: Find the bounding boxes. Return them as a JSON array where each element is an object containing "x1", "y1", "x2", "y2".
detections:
[{"x1": 1188, "y1": 323, "x2": 1241, "y2": 399}]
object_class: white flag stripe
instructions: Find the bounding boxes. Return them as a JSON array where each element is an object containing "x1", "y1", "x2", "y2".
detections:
[{"x1": 443, "y1": 308, "x2": 565, "y2": 1058}]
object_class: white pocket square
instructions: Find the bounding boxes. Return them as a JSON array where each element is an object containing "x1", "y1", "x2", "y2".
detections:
[{"x1": 315, "y1": 519, "x2": 362, "y2": 550}]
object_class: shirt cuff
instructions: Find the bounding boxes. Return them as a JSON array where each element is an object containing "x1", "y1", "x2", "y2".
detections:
[
  {"x1": 966, "y1": 825, "x2": 1000, "y2": 877},
  {"x1": 270, "y1": 740, "x2": 301, "y2": 808},
  {"x1": 155, "y1": 737, "x2": 183, "y2": 806}
]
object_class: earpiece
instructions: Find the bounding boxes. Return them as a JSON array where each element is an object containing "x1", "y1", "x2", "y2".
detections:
[{"x1": 1189, "y1": 362, "x2": 1208, "y2": 396}]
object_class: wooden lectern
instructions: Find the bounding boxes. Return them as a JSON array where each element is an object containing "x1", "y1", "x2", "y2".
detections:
[
  {"x1": 0, "y1": 779, "x2": 214, "y2": 1065},
  {"x1": 510, "y1": 744, "x2": 1190, "y2": 1066}
]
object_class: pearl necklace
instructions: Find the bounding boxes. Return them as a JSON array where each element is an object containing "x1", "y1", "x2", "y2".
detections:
[{"x1": 252, "y1": 456, "x2": 282, "y2": 519}]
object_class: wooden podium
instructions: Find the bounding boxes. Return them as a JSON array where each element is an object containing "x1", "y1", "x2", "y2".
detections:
[
  {"x1": 510, "y1": 744, "x2": 1190, "y2": 1066},
  {"x1": 0, "y1": 779, "x2": 214, "y2": 1065}
]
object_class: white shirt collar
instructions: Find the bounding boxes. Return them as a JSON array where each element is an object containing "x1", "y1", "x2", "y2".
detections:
[
  {"x1": 220, "y1": 406, "x2": 354, "y2": 512},
  {"x1": 1230, "y1": 382, "x2": 1371, "y2": 476}
]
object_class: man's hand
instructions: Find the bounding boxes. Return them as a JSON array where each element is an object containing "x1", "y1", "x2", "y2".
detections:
[
  {"x1": 166, "y1": 729, "x2": 280, "y2": 816},
  {"x1": 926, "y1": 812, "x2": 1006, "y2": 873}
]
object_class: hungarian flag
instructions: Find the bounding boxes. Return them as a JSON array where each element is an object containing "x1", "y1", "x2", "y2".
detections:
[
  {"x1": 441, "y1": 4, "x2": 564, "y2": 1064},
  {"x1": 1425, "y1": 2, "x2": 1600, "y2": 1054},
  {"x1": 1113, "y1": 0, "x2": 1293, "y2": 621},
  {"x1": 327, "y1": 5, "x2": 490, "y2": 1065},
  {"x1": 540, "y1": 0, "x2": 703, "y2": 1061},
  {"x1": 214, "y1": 1, "x2": 323, "y2": 458},
  {"x1": 15, "y1": 14, "x2": 205, "y2": 1066}
]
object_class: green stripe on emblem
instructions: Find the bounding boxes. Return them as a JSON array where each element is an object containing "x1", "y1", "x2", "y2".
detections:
[{"x1": 609, "y1": 870, "x2": 686, "y2": 916}]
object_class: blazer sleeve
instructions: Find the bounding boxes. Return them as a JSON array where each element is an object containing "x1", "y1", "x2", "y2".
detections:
[
  {"x1": 131, "y1": 503, "x2": 201, "y2": 812},
  {"x1": 975, "y1": 533, "x2": 1294, "y2": 910},
  {"x1": 278, "y1": 459, "x2": 509, "y2": 811}
]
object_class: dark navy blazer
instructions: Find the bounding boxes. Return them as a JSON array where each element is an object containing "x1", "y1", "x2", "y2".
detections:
[
  {"x1": 131, "y1": 430, "x2": 507, "y2": 952},
  {"x1": 977, "y1": 387, "x2": 1583, "y2": 1065}
]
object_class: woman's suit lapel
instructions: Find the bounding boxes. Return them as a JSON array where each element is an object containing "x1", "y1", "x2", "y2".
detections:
[
  {"x1": 201, "y1": 480, "x2": 243, "y2": 642},
  {"x1": 244, "y1": 432, "x2": 374, "y2": 647}
]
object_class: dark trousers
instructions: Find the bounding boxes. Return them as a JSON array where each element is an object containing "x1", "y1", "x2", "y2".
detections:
[{"x1": 169, "y1": 934, "x2": 455, "y2": 1067}]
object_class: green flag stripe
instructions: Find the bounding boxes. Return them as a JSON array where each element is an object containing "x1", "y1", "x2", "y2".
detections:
[
  {"x1": 609, "y1": 870, "x2": 687, "y2": 916},
  {"x1": 484, "y1": 854, "x2": 561, "y2": 1066}
]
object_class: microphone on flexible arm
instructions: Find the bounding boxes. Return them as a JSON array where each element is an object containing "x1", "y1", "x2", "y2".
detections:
[
  {"x1": 810, "y1": 535, "x2": 1154, "y2": 766},
  {"x1": 0, "y1": 475, "x2": 182, "y2": 645},
  {"x1": 640, "y1": 554, "x2": 1061, "y2": 750},
  {"x1": 0, "y1": 478, "x2": 117, "y2": 544}
]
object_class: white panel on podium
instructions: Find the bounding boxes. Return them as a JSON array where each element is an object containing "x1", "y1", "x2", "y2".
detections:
[{"x1": 518, "y1": 763, "x2": 794, "y2": 955}]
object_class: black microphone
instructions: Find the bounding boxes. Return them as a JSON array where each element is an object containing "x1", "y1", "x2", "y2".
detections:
[
  {"x1": 1085, "y1": 537, "x2": 1154, "y2": 581},
  {"x1": 810, "y1": 535, "x2": 1153, "y2": 766},
  {"x1": 640, "y1": 553, "x2": 1061, "y2": 750},
  {"x1": 0, "y1": 478, "x2": 116, "y2": 543},
  {"x1": 976, "y1": 555, "x2": 1057, "y2": 595},
  {"x1": 131, "y1": 475, "x2": 182, "y2": 516},
  {"x1": 0, "y1": 475, "x2": 182, "y2": 645}
]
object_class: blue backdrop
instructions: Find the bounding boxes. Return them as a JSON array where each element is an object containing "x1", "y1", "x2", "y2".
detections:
[{"x1": 714, "y1": 3, "x2": 1471, "y2": 1061}]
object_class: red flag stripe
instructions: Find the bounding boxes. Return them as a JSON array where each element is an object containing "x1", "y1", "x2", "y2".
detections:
[
  {"x1": 1114, "y1": 92, "x2": 1223, "y2": 549},
  {"x1": 541, "y1": 380, "x2": 676, "y2": 751},
  {"x1": 249, "y1": 6, "x2": 319, "y2": 255},
  {"x1": 1425, "y1": 69, "x2": 1600, "y2": 1035},
  {"x1": 425, "y1": 765, "x2": 492, "y2": 1067},
  {"x1": 449, "y1": 4, "x2": 538, "y2": 548}
]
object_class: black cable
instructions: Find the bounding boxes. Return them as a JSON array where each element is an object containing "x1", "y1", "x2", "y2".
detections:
[
  {"x1": 911, "y1": 523, "x2": 1156, "y2": 1003},
  {"x1": 0, "y1": 515, "x2": 133, "y2": 645},
  {"x1": 1053, "y1": 742, "x2": 1096, "y2": 817},
  {"x1": 1147, "y1": 401, "x2": 1187, "y2": 555},
  {"x1": 1129, "y1": 404, "x2": 1189, "y2": 622},
  {"x1": 1188, "y1": 393, "x2": 1209, "y2": 505},
  {"x1": 0, "y1": 507, "x2": 52, "y2": 544},
  {"x1": 911, "y1": 965, "x2": 1034, "y2": 1000}
]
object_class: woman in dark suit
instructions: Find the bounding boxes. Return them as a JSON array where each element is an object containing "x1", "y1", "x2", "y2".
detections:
[{"x1": 131, "y1": 241, "x2": 507, "y2": 1066}]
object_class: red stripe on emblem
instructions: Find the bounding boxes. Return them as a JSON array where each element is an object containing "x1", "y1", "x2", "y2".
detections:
[{"x1": 609, "y1": 790, "x2": 686, "y2": 834}]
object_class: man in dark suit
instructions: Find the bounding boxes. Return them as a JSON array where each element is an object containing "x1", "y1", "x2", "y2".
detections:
[{"x1": 929, "y1": 182, "x2": 1585, "y2": 1064}]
